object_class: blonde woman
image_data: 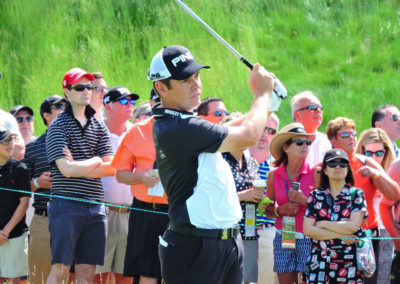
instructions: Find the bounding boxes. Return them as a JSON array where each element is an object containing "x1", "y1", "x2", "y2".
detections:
[{"x1": 355, "y1": 128, "x2": 395, "y2": 284}]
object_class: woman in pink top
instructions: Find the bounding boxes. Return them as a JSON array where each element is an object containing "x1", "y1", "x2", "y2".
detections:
[{"x1": 265, "y1": 123, "x2": 319, "y2": 284}]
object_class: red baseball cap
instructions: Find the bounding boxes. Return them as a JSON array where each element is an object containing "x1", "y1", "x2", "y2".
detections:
[{"x1": 62, "y1": 67, "x2": 95, "y2": 89}]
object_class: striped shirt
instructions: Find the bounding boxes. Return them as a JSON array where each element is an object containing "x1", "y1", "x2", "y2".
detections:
[
  {"x1": 22, "y1": 132, "x2": 51, "y2": 210},
  {"x1": 46, "y1": 103, "x2": 113, "y2": 202},
  {"x1": 256, "y1": 159, "x2": 276, "y2": 227}
]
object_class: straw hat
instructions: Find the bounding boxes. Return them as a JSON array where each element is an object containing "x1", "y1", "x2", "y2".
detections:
[{"x1": 269, "y1": 122, "x2": 315, "y2": 160}]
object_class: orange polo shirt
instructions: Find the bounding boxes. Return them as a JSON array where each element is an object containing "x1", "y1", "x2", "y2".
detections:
[
  {"x1": 112, "y1": 117, "x2": 168, "y2": 204},
  {"x1": 350, "y1": 155, "x2": 378, "y2": 230}
]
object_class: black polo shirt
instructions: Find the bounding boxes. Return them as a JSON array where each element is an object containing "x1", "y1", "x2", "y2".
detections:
[
  {"x1": 0, "y1": 158, "x2": 31, "y2": 238},
  {"x1": 23, "y1": 132, "x2": 51, "y2": 210},
  {"x1": 46, "y1": 103, "x2": 113, "y2": 202},
  {"x1": 153, "y1": 107, "x2": 242, "y2": 229}
]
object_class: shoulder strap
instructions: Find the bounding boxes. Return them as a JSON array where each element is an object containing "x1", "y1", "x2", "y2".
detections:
[{"x1": 351, "y1": 187, "x2": 369, "y2": 228}]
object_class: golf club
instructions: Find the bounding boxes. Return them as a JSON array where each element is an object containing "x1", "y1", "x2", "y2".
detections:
[{"x1": 174, "y1": 0, "x2": 287, "y2": 102}]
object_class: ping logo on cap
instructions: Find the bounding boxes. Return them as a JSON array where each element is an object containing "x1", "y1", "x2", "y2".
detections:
[{"x1": 171, "y1": 52, "x2": 194, "y2": 67}]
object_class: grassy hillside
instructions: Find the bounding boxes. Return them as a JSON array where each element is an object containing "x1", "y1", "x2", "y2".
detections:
[{"x1": 1, "y1": 0, "x2": 400, "y2": 135}]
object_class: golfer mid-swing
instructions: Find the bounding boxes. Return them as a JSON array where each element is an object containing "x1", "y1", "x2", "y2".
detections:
[{"x1": 149, "y1": 45, "x2": 275, "y2": 283}]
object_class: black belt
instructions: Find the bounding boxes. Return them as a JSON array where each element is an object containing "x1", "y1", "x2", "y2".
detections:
[
  {"x1": 134, "y1": 198, "x2": 168, "y2": 210},
  {"x1": 169, "y1": 223, "x2": 240, "y2": 240},
  {"x1": 34, "y1": 208, "x2": 48, "y2": 217}
]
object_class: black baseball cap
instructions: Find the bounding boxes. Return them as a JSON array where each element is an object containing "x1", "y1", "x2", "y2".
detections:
[
  {"x1": 0, "y1": 125, "x2": 17, "y2": 142},
  {"x1": 10, "y1": 105, "x2": 34, "y2": 116},
  {"x1": 148, "y1": 45, "x2": 210, "y2": 81},
  {"x1": 103, "y1": 86, "x2": 140, "y2": 105},
  {"x1": 323, "y1": 149, "x2": 349, "y2": 164},
  {"x1": 40, "y1": 95, "x2": 67, "y2": 115}
]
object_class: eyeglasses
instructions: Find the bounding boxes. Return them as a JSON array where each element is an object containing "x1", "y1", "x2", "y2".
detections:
[
  {"x1": 326, "y1": 160, "x2": 349, "y2": 168},
  {"x1": 289, "y1": 138, "x2": 312, "y2": 146},
  {"x1": 119, "y1": 98, "x2": 136, "y2": 106},
  {"x1": 94, "y1": 86, "x2": 109, "y2": 93},
  {"x1": 1, "y1": 137, "x2": 15, "y2": 146},
  {"x1": 296, "y1": 105, "x2": 323, "y2": 112},
  {"x1": 364, "y1": 150, "x2": 385, "y2": 157},
  {"x1": 16, "y1": 116, "x2": 33, "y2": 123},
  {"x1": 51, "y1": 103, "x2": 66, "y2": 110},
  {"x1": 391, "y1": 114, "x2": 400, "y2": 122},
  {"x1": 264, "y1": 127, "x2": 277, "y2": 135},
  {"x1": 67, "y1": 84, "x2": 93, "y2": 92},
  {"x1": 335, "y1": 130, "x2": 357, "y2": 139},
  {"x1": 209, "y1": 110, "x2": 230, "y2": 117}
]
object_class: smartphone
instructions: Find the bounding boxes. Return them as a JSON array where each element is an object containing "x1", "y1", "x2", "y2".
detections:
[{"x1": 292, "y1": 182, "x2": 300, "y2": 191}]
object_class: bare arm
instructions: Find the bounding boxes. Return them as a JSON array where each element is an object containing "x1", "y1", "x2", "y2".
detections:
[
  {"x1": 85, "y1": 156, "x2": 116, "y2": 178},
  {"x1": 380, "y1": 199, "x2": 400, "y2": 251},
  {"x1": 357, "y1": 158, "x2": 400, "y2": 201},
  {"x1": 30, "y1": 171, "x2": 52, "y2": 192},
  {"x1": 303, "y1": 216, "x2": 356, "y2": 241},
  {"x1": 0, "y1": 196, "x2": 29, "y2": 245},
  {"x1": 217, "y1": 64, "x2": 274, "y2": 152},
  {"x1": 116, "y1": 170, "x2": 160, "y2": 188},
  {"x1": 55, "y1": 157, "x2": 102, "y2": 178},
  {"x1": 315, "y1": 210, "x2": 364, "y2": 235}
]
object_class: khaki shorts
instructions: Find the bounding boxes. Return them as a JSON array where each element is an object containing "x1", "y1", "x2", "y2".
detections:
[
  {"x1": 96, "y1": 209, "x2": 130, "y2": 274},
  {"x1": 0, "y1": 232, "x2": 29, "y2": 278}
]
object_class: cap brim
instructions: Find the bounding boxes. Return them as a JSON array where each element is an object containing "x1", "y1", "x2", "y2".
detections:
[
  {"x1": 11, "y1": 106, "x2": 34, "y2": 116},
  {"x1": 112, "y1": 93, "x2": 140, "y2": 102},
  {"x1": 270, "y1": 132, "x2": 315, "y2": 160},
  {"x1": 325, "y1": 156, "x2": 349, "y2": 163},
  {"x1": 69, "y1": 73, "x2": 95, "y2": 85},
  {"x1": 170, "y1": 64, "x2": 210, "y2": 80}
]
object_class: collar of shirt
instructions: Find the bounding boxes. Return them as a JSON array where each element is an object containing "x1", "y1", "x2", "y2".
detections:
[{"x1": 65, "y1": 101, "x2": 96, "y2": 119}]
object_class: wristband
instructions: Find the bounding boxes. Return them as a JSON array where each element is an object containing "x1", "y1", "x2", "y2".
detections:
[
  {"x1": 34, "y1": 178, "x2": 39, "y2": 189},
  {"x1": 274, "y1": 206, "x2": 280, "y2": 218}
]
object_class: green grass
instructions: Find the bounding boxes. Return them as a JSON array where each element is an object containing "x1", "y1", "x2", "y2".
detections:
[{"x1": 1, "y1": 0, "x2": 400, "y2": 135}]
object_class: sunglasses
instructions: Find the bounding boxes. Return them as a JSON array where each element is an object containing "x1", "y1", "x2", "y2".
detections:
[
  {"x1": 119, "y1": 98, "x2": 136, "y2": 106},
  {"x1": 335, "y1": 130, "x2": 357, "y2": 139},
  {"x1": 67, "y1": 84, "x2": 93, "y2": 92},
  {"x1": 364, "y1": 150, "x2": 385, "y2": 157},
  {"x1": 51, "y1": 103, "x2": 66, "y2": 110},
  {"x1": 209, "y1": 110, "x2": 230, "y2": 117},
  {"x1": 94, "y1": 86, "x2": 109, "y2": 93},
  {"x1": 144, "y1": 112, "x2": 153, "y2": 117},
  {"x1": 290, "y1": 138, "x2": 312, "y2": 146},
  {"x1": 264, "y1": 127, "x2": 277, "y2": 135},
  {"x1": 16, "y1": 116, "x2": 33, "y2": 123},
  {"x1": 1, "y1": 137, "x2": 15, "y2": 146},
  {"x1": 391, "y1": 114, "x2": 400, "y2": 122},
  {"x1": 296, "y1": 105, "x2": 323, "y2": 112},
  {"x1": 326, "y1": 160, "x2": 349, "y2": 168}
]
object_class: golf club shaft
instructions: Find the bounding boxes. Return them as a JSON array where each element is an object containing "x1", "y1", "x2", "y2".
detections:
[{"x1": 174, "y1": 0, "x2": 254, "y2": 69}]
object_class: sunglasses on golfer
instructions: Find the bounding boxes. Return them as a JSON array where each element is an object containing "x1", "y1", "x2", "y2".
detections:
[
  {"x1": 364, "y1": 150, "x2": 385, "y2": 158},
  {"x1": 16, "y1": 116, "x2": 33, "y2": 123},
  {"x1": 326, "y1": 160, "x2": 349, "y2": 168},
  {"x1": 289, "y1": 138, "x2": 312, "y2": 146},
  {"x1": 94, "y1": 86, "x2": 109, "y2": 93},
  {"x1": 296, "y1": 104, "x2": 323, "y2": 112},
  {"x1": 209, "y1": 110, "x2": 230, "y2": 117},
  {"x1": 67, "y1": 84, "x2": 93, "y2": 92},
  {"x1": 335, "y1": 130, "x2": 357, "y2": 139},
  {"x1": 391, "y1": 114, "x2": 400, "y2": 122},
  {"x1": 1, "y1": 137, "x2": 15, "y2": 146},
  {"x1": 264, "y1": 127, "x2": 277, "y2": 135},
  {"x1": 118, "y1": 98, "x2": 136, "y2": 106},
  {"x1": 51, "y1": 103, "x2": 66, "y2": 111}
]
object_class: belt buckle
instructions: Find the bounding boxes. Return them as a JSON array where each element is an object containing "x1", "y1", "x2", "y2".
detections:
[
  {"x1": 118, "y1": 207, "x2": 122, "y2": 213},
  {"x1": 153, "y1": 203, "x2": 157, "y2": 210},
  {"x1": 221, "y1": 228, "x2": 228, "y2": 240}
]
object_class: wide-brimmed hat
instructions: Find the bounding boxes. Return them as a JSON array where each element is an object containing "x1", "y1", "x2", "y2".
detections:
[{"x1": 270, "y1": 122, "x2": 315, "y2": 160}]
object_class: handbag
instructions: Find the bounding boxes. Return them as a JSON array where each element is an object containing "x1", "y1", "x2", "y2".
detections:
[{"x1": 351, "y1": 188, "x2": 376, "y2": 278}]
